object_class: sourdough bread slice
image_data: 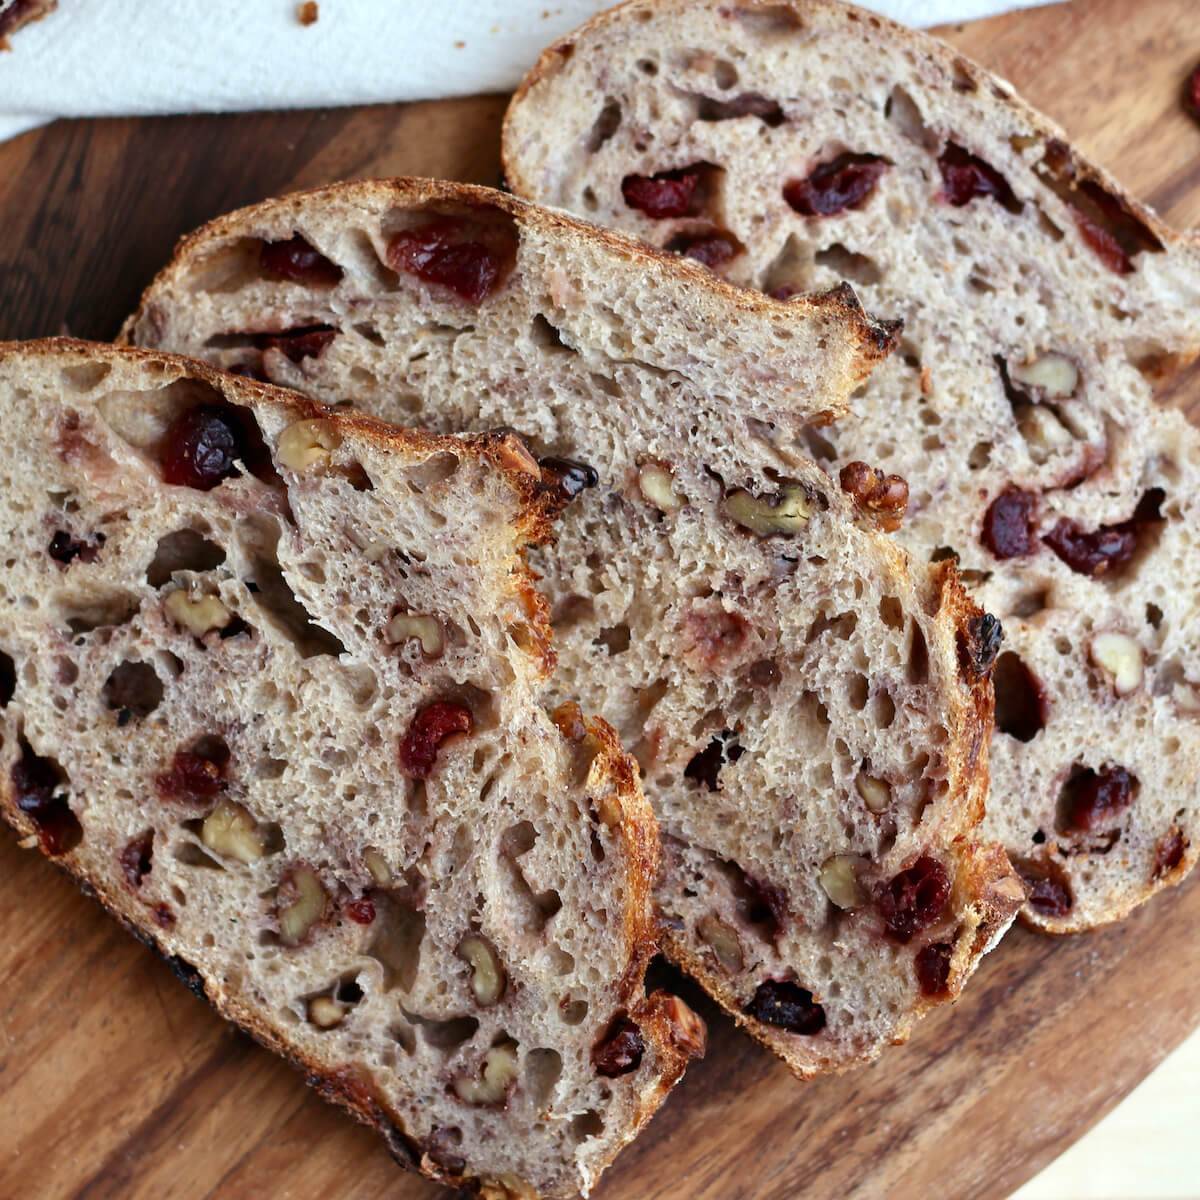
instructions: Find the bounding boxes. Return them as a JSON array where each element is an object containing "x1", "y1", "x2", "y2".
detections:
[
  {"x1": 501, "y1": 0, "x2": 1200, "y2": 933},
  {"x1": 0, "y1": 339, "x2": 704, "y2": 1200},
  {"x1": 123, "y1": 178, "x2": 1022, "y2": 1078}
]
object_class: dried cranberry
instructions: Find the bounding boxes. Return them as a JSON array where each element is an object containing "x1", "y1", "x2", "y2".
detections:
[
  {"x1": 783, "y1": 153, "x2": 889, "y2": 217},
  {"x1": 744, "y1": 980, "x2": 826, "y2": 1035},
  {"x1": 1061, "y1": 765, "x2": 1136, "y2": 833},
  {"x1": 592, "y1": 1016, "x2": 645, "y2": 1076},
  {"x1": 665, "y1": 230, "x2": 741, "y2": 269},
  {"x1": 1040, "y1": 494, "x2": 1162, "y2": 577},
  {"x1": 1018, "y1": 864, "x2": 1072, "y2": 917},
  {"x1": 1153, "y1": 828, "x2": 1187, "y2": 879},
  {"x1": 387, "y1": 219, "x2": 508, "y2": 304},
  {"x1": 12, "y1": 739, "x2": 81, "y2": 856},
  {"x1": 621, "y1": 167, "x2": 703, "y2": 219},
  {"x1": 260, "y1": 235, "x2": 343, "y2": 286},
  {"x1": 915, "y1": 941, "x2": 953, "y2": 996},
  {"x1": 399, "y1": 701, "x2": 473, "y2": 778},
  {"x1": 1184, "y1": 63, "x2": 1200, "y2": 122},
  {"x1": 684, "y1": 731, "x2": 743, "y2": 792},
  {"x1": 152, "y1": 904, "x2": 177, "y2": 929},
  {"x1": 161, "y1": 404, "x2": 242, "y2": 490},
  {"x1": 878, "y1": 856, "x2": 951, "y2": 943},
  {"x1": 156, "y1": 749, "x2": 226, "y2": 802},
  {"x1": 345, "y1": 897, "x2": 377, "y2": 925},
  {"x1": 938, "y1": 143, "x2": 1022, "y2": 212},
  {"x1": 1074, "y1": 211, "x2": 1133, "y2": 274},
  {"x1": 254, "y1": 324, "x2": 338, "y2": 364},
  {"x1": 981, "y1": 487, "x2": 1038, "y2": 559},
  {"x1": 538, "y1": 456, "x2": 599, "y2": 502},
  {"x1": 47, "y1": 529, "x2": 104, "y2": 566},
  {"x1": 120, "y1": 831, "x2": 154, "y2": 889}
]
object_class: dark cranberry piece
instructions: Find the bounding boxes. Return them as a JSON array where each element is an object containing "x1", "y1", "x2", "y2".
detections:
[
  {"x1": 399, "y1": 701, "x2": 473, "y2": 778},
  {"x1": 878, "y1": 856, "x2": 951, "y2": 943},
  {"x1": 1062, "y1": 765, "x2": 1136, "y2": 833},
  {"x1": 1040, "y1": 492, "x2": 1163, "y2": 577},
  {"x1": 1153, "y1": 828, "x2": 1187, "y2": 879},
  {"x1": 744, "y1": 980, "x2": 826, "y2": 1035},
  {"x1": 345, "y1": 897, "x2": 377, "y2": 925},
  {"x1": 684, "y1": 731, "x2": 743, "y2": 792},
  {"x1": 665, "y1": 230, "x2": 741, "y2": 269},
  {"x1": 993, "y1": 652, "x2": 1047, "y2": 742},
  {"x1": 12, "y1": 739, "x2": 81, "y2": 856},
  {"x1": 1184, "y1": 63, "x2": 1200, "y2": 122},
  {"x1": 538, "y1": 456, "x2": 599, "y2": 501},
  {"x1": 156, "y1": 749, "x2": 226, "y2": 802},
  {"x1": 120, "y1": 831, "x2": 154, "y2": 889},
  {"x1": 387, "y1": 220, "x2": 506, "y2": 304},
  {"x1": 1020, "y1": 866, "x2": 1072, "y2": 917},
  {"x1": 783, "y1": 153, "x2": 889, "y2": 217},
  {"x1": 260, "y1": 235, "x2": 343, "y2": 286},
  {"x1": 152, "y1": 904, "x2": 177, "y2": 929},
  {"x1": 48, "y1": 529, "x2": 104, "y2": 565},
  {"x1": 915, "y1": 942, "x2": 953, "y2": 996},
  {"x1": 161, "y1": 404, "x2": 243, "y2": 490},
  {"x1": 981, "y1": 487, "x2": 1038, "y2": 559},
  {"x1": 938, "y1": 143, "x2": 1022, "y2": 212},
  {"x1": 255, "y1": 324, "x2": 338, "y2": 364},
  {"x1": 621, "y1": 167, "x2": 703, "y2": 219},
  {"x1": 1074, "y1": 211, "x2": 1133, "y2": 275},
  {"x1": 592, "y1": 1016, "x2": 645, "y2": 1077}
]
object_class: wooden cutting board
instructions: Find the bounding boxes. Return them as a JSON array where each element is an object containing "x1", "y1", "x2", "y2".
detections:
[{"x1": 2, "y1": 1, "x2": 1198, "y2": 1197}]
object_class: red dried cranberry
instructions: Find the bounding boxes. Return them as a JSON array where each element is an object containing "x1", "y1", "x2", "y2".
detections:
[
  {"x1": 1153, "y1": 828, "x2": 1187, "y2": 879},
  {"x1": 399, "y1": 701, "x2": 473, "y2": 778},
  {"x1": 685, "y1": 731, "x2": 743, "y2": 792},
  {"x1": 592, "y1": 1016, "x2": 645, "y2": 1076},
  {"x1": 1019, "y1": 866, "x2": 1072, "y2": 917},
  {"x1": 878, "y1": 856, "x2": 951, "y2": 943},
  {"x1": 1040, "y1": 494, "x2": 1162, "y2": 577},
  {"x1": 12, "y1": 739, "x2": 81, "y2": 856},
  {"x1": 621, "y1": 167, "x2": 703, "y2": 219},
  {"x1": 152, "y1": 904, "x2": 177, "y2": 929},
  {"x1": 254, "y1": 324, "x2": 338, "y2": 364},
  {"x1": 938, "y1": 143, "x2": 1022, "y2": 212},
  {"x1": 1074, "y1": 211, "x2": 1132, "y2": 274},
  {"x1": 981, "y1": 487, "x2": 1038, "y2": 559},
  {"x1": 744, "y1": 980, "x2": 826, "y2": 1035},
  {"x1": 538, "y1": 456, "x2": 599, "y2": 502},
  {"x1": 259, "y1": 235, "x2": 343, "y2": 286},
  {"x1": 120, "y1": 831, "x2": 154, "y2": 889},
  {"x1": 345, "y1": 897, "x2": 377, "y2": 925},
  {"x1": 387, "y1": 219, "x2": 508, "y2": 304},
  {"x1": 161, "y1": 404, "x2": 242, "y2": 490},
  {"x1": 783, "y1": 153, "x2": 889, "y2": 217},
  {"x1": 1062, "y1": 765, "x2": 1136, "y2": 833},
  {"x1": 665, "y1": 230, "x2": 741, "y2": 269},
  {"x1": 915, "y1": 941, "x2": 953, "y2": 996},
  {"x1": 1185, "y1": 63, "x2": 1200, "y2": 122},
  {"x1": 156, "y1": 749, "x2": 226, "y2": 802}
]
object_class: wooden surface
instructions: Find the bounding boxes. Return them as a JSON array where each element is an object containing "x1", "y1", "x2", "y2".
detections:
[{"x1": 2, "y1": 1, "x2": 1199, "y2": 1197}]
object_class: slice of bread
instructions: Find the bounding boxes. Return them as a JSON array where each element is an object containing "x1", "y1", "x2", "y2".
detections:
[
  {"x1": 0, "y1": 339, "x2": 705, "y2": 1200},
  {"x1": 500, "y1": 0, "x2": 1200, "y2": 933},
  {"x1": 122, "y1": 177, "x2": 1023, "y2": 1078}
]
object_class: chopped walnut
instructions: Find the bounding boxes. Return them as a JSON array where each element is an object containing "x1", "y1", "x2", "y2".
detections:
[{"x1": 839, "y1": 461, "x2": 908, "y2": 532}]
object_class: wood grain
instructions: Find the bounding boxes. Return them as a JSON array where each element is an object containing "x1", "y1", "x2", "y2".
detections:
[{"x1": 1, "y1": 1, "x2": 1197, "y2": 1197}]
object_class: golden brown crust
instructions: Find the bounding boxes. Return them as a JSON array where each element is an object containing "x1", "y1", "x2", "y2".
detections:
[{"x1": 115, "y1": 177, "x2": 897, "y2": 386}]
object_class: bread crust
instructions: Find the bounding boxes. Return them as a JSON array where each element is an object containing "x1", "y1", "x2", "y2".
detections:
[{"x1": 0, "y1": 338, "x2": 703, "y2": 1199}]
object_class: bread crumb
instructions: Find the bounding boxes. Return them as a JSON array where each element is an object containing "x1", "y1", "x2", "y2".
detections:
[{"x1": 297, "y1": 1, "x2": 319, "y2": 27}]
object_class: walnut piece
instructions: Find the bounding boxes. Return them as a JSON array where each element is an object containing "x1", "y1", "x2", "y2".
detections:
[
  {"x1": 164, "y1": 589, "x2": 233, "y2": 637},
  {"x1": 638, "y1": 462, "x2": 684, "y2": 512},
  {"x1": 856, "y1": 773, "x2": 892, "y2": 813},
  {"x1": 1090, "y1": 631, "x2": 1143, "y2": 696},
  {"x1": 697, "y1": 914, "x2": 744, "y2": 972},
  {"x1": 307, "y1": 995, "x2": 345, "y2": 1028},
  {"x1": 723, "y1": 485, "x2": 811, "y2": 535},
  {"x1": 457, "y1": 934, "x2": 507, "y2": 1006},
  {"x1": 819, "y1": 854, "x2": 866, "y2": 909},
  {"x1": 363, "y1": 847, "x2": 392, "y2": 885},
  {"x1": 201, "y1": 799, "x2": 265, "y2": 864},
  {"x1": 839, "y1": 461, "x2": 909, "y2": 532},
  {"x1": 1010, "y1": 352, "x2": 1080, "y2": 400},
  {"x1": 453, "y1": 1041, "x2": 519, "y2": 1106},
  {"x1": 277, "y1": 864, "x2": 328, "y2": 945},
  {"x1": 385, "y1": 612, "x2": 444, "y2": 657},
  {"x1": 276, "y1": 418, "x2": 341, "y2": 472}
]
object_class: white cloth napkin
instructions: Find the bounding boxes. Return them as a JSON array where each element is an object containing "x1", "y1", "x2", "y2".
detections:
[{"x1": 0, "y1": 0, "x2": 1058, "y2": 143}]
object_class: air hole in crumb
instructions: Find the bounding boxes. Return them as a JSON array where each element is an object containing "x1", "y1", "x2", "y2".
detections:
[
  {"x1": 847, "y1": 673, "x2": 869, "y2": 711},
  {"x1": 879, "y1": 596, "x2": 903, "y2": 630},
  {"x1": 1146, "y1": 603, "x2": 1163, "y2": 629},
  {"x1": 406, "y1": 1009, "x2": 478, "y2": 1051},
  {"x1": 526, "y1": 1048, "x2": 563, "y2": 1107},
  {"x1": 874, "y1": 690, "x2": 896, "y2": 728},
  {"x1": 147, "y1": 529, "x2": 226, "y2": 587},
  {"x1": 908, "y1": 623, "x2": 929, "y2": 683},
  {"x1": 174, "y1": 840, "x2": 225, "y2": 870},
  {"x1": 102, "y1": 661, "x2": 164, "y2": 720},
  {"x1": 815, "y1": 243, "x2": 882, "y2": 285},
  {"x1": 1011, "y1": 589, "x2": 1049, "y2": 619},
  {"x1": 572, "y1": 1110, "x2": 604, "y2": 1142},
  {"x1": 368, "y1": 893, "x2": 426, "y2": 992},
  {"x1": 586, "y1": 98, "x2": 622, "y2": 152},
  {"x1": 994, "y1": 652, "x2": 1046, "y2": 742},
  {"x1": 530, "y1": 313, "x2": 574, "y2": 352},
  {"x1": 560, "y1": 999, "x2": 589, "y2": 1025},
  {"x1": 594, "y1": 624, "x2": 631, "y2": 655},
  {"x1": 353, "y1": 322, "x2": 386, "y2": 347}
]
